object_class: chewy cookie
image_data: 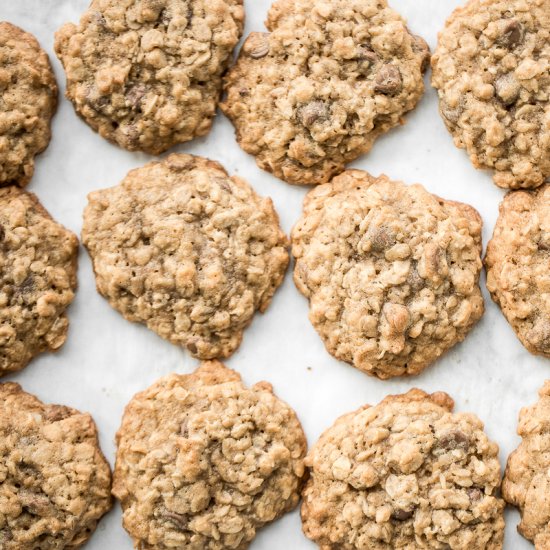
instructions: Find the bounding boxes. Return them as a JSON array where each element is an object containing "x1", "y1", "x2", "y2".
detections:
[
  {"x1": 503, "y1": 381, "x2": 550, "y2": 549},
  {"x1": 485, "y1": 184, "x2": 550, "y2": 357},
  {"x1": 55, "y1": 0, "x2": 244, "y2": 154},
  {"x1": 0, "y1": 383, "x2": 112, "y2": 549},
  {"x1": 291, "y1": 170, "x2": 484, "y2": 379},
  {"x1": 113, "y1": 360, "x2": 307, "y2": 550},
  {"x1": 0, "y1": 187, "x2": 78, "y2": 376},
  {"x1": 302, "y1": 389, "x2": 505, "y2": 549},
  {"x1": 221, "y1": 0, "x2": 429, "y2": 185},
  {"x1": 0, "y1": 22, "x2": 57, "y2": 186},
  {"x1": 82, "y1": 154, "x2": 289, "y2": 359},
  {"x1": 432, "y1": 0, "x2": 550, "y2": 189}
]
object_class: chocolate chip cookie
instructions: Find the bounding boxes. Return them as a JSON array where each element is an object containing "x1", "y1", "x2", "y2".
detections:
[
  {"x1": 0, "y1": 382, "x2": 112, "y2": 549},
  {"x1": 82, "y1": 154, "x2": 289, "y2": 359},
  {"x1": 113, "y1": 360, "x2": 307, "y2": 550},
  {"x1": 302, "y1": 389, "x2": 505, "y2": 549},
  {"x1": 0, "y1": 187, "x2": 78, "y2": 376},
  {"x1": 221, "y1": 0, "x2": 429, "y2": 185},
  {"x1": 54, "y1": 0, "x2": 244, "y2": 154},
  {"x1": 432, "y1": 0, "x2": 550, "y2": 189},
  {"x1": 291, "y1": 170, "x2": 484, "y2": 379},
  {"x1": 0, "y1": 22, "x2": 57, "y2": 186},
  {"x1": 503, "y1": 381, "x2": 550, "y2": 549}
]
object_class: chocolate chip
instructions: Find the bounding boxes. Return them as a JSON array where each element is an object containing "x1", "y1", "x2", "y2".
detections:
[
  {"x1": 539, "y1": 233, "x2": 550, "y2": 251},
  {"x1": 497, "y1": 19, "x2": 522, "y2": 48},
  {"x1": 440, "y1": 100, "x2": 463, "y2": 124},
  {"x1": 299, "y1": 101, "x2": 330, "y2": 127},
  {"x1": 126, "y1": 84, "x2": 148, "y2": 110},
  {"x1": 164, "y1": 512, "x2": 188, "y2": 530},
  {"x1": 410, "y1": 33, "x2": 430, "y2": 73},
  {"x1": 243, "y1": 32, "x2": 270, "y2": 59},
  {"x1": 438, "y1": 430, "x2": 470, "y2": 451},
  {"x1": 467, "y1": 488, "x2": 483, "y2": 501},
  {"x1": 187, "y1": 341, "x2": 198, "y2": 354},
  {"x1": 374, "y1": 64, "x2": 402, "y2": 95},
  {"x1": 0, "y1": 224, "x2": 4, "y2": 242},
  {"x1": 391, "y1": 508, "x2": 414, "y2": 521},
  {"x1": 495, "y1": 73, "x2": 520, "y2": 106},
  {"x1": 369, "y1": 225, "x2": 396, "y2": 252},
  {"x1": 407, "y1": 265, "x2": 424, "y2": 290},
  {"x1": 44, "y1": 405, "x2": 72, "y2": 422}
]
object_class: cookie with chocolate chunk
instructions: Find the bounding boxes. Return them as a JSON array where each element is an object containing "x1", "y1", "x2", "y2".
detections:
[
  {"x1": 291, "y1": 170, "x2": 484, "y2": 379},
  {"x1": 302, "y1": 389, "x2": 505, "y2": 549},
  {"x1": 432, "y1": 0, "x2": 550, "y2": 189},
  {"x1": 221, "y1": 0, "x2": 429, "y2": 185},
  {"x1": 113, "y1": 360, "x2": 307, "y2": 550}
]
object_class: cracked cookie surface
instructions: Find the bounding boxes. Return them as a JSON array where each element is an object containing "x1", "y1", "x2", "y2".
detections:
[
  {"x1": 82, "y1": 153, "x2": 289, "y2": 359},
  {"x1": 54, "y1": 0, "x2": 244, "y2": 154},
  {"x1": 432, "y1": 0, "x2": 550, "y2": 189},
  {"x1": 291, "y1": 170, "x2": 484, "y2": 379},
  {"x1": 0, "y1": 383, "x2": 112, "y2": 549},
  {"x1": 0, "y1": 187, "x2": 78, "y2": 376},
  {"x1": 485, "y1": 184, "x2": 550, "y2": 357},
  {"x1": 0, "y1": 22, "x2": 57, "y2": 186},
  {"x1": 113, "y1": 360, "x2": 307, "y2": 550},
  {"x1": 302, "y1": 389, "x2": 504, "y2": 549},
  {"x1": 221, "y1": 0, "x2": 429, "y2": 185}
]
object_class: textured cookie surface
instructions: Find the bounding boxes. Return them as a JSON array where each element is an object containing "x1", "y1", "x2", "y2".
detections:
[
  {"x1": 221, "y1": 0, "x2": 429, "y2": 185},
  {"x1": 432, "y1": 0, "x2": 550, "y2": 189},
  {"x1": 113, "y1": 360, "x2": 307, "y2": 550},
  {"x1": 82, "y1": 154, "x2": 289, "y2": 359},
  {"x1": 0, "y1": 22, "x2": 57, "y2": 186},
  {"x1": 302, "y1": 389, "x2": 504, "y2": 549},
  {"x1": 0, "y1": 187, "x2": 78, "y2": 376},
  {"x1": 485, "y1": 185, "x2": 550, "y2": 357},
  {"x1": 0, "y1": 383, "x2": 112, "y2": 549},
  {"x1": 503, "y1": 381, "x2": 550, "y2": 549},
  {"x1": 54, "y1": 0, "x2": 244, "y2": 154},
  {"x1": 291, "y1": 170, "x2": 484, "y2": 379}
]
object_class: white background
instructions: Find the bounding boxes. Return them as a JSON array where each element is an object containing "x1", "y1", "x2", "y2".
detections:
[{"x1": 2, "y1": 0, "x2": 545, "y2": 548}]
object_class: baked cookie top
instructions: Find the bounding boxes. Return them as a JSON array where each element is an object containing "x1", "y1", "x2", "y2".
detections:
[
  {"x1": 485, "y1": 184, "x2": 550, "y2": 357},
  {"x1": 0, "y1": 22, "x2": 57, "y2": 187},
  {"x1": 302, "y1": 389, "x2": 504, "y2": 550},
  {"x1": 113, "y1": 360, "x2": 307, "y2": 550},
  {"x1": 0, "y1": 187, "x2": 78, "y2": 376},
  {"x1": 54, "y1": 0, "x2": 244, "y2": 154},
  {"x1": 432, "y1": 0, "x2": 550, "y2": 189},
  {"x1": 0, "y1": 383, "x2": 112, "y2": 549},
  {"x1": 503, "y1": 381, "x2": 550, "y2": 549},
  {"x1": 291, "y1": 170, "x2": 484, "y2": 379},
  {"x1": 82, "y1": 154, "x2": 289, "y2": 359},
  {"x1": 221, "y1": 0, "x2": 429, "y2": 186}
]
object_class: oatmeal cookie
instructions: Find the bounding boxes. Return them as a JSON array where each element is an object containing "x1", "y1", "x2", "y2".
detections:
[
  {"x1": 485, "y1": 185, "x2": 550, "y2": 357},
  {"x1": 82, "y1": 153, "x2": 289, "y2": 359},
  {"x1": 112, "y1": 360, "x2": 307, "y2": 550},
  {"x1": 0, "y1": 383, "x2": 112, "y2": 549},
  {"x1": 302, "y1": 388, "x2": 505, "y2": 549},
  {"x1": 432, "y1": 0, "x2": 550, "y2": 189},
  {"x1": 0, "y1": 187, "x2": 78, "y2": 376},
  {"x1": 503, "y1": 381, "x2": 550, "y2": 549},
  {"x1": 291, "y1": 170, "x2": 484, "y2": 379},
  {"x1": 221, "y1": 0, "x2": 429, "y2": 186},
  {"x1": 54, "y1": 0, "x2": 244, "y2": 154},
  {"x1": 0, "y1": 22, "x2": 57, "y2": 186}
]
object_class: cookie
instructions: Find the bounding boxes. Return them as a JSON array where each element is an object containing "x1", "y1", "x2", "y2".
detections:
[
  {"x1": 0, "y1": 187, "x2": 78, "y2": 376},
  {"x1": 503, "y1": 381, "x2": 550, "y2": 549},
  {"x1": 54, "y1": 0, "x2": 244, "y2": 154},
  {"x1": 302, "y1": 389, "x2": 505, "y2": 549},
  {"x1": 82, "y1": 153, "x2": 289, "y2": 359},
  {"x1": 0, "y1": 22, "x2": 57, "y2": 186},
  {"x1": 432, "y1": 0, "x2": 550, "y2": 189},
  {"x1": 0, "y1": 382, "x2": 112, "y2": 549},
  {"x1": 221, "y1": 0, "x2": 429, "y2": 186},
  {"x1": 291, "y1": 170, "x2": 484, "y2": 379},
  {"x1": 485, "y1": 184, "x2": 550, "y2": 357},
  {"x1": 112, "y1": 360, "x2": 306, "y2": 550}
]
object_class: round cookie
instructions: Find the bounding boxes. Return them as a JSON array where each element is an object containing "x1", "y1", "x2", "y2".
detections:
[
  {"x1": 113, "y1": 360, "x2": 307, "y2": 550},
  {"x1": 432, "y1": 0, "x2": 550, "y2": 189},
  {"x1": 291, "y1": 170, "x2": 484, "y2": 379},
  {"x1": 302, "y1": 389, "x2": 505, "y2": 549},
  {"x1": 0, "y1": 187, "x2": 78, "y2": 376},
  {"x1": 82, "y1": 153, "x2": 289, "y2": 359},
  {"x1": 503, "y1": 381, "x2": 550, "y2": 549},
  {"x1": 0, "y1": 383, "x2": 112, "y2": 549},
  {"x1": 485, "y1": 184, "x2": 550, "y2": 357},
  {"x1": 0, "y1": 22, "x2": 57, "y2": 186},
  {"x1": 221, "y1": 0, "x2": 429, "y2": 186},
  {"x1": 54, "y1": 0, "x2": 244, "y2": 154}
]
